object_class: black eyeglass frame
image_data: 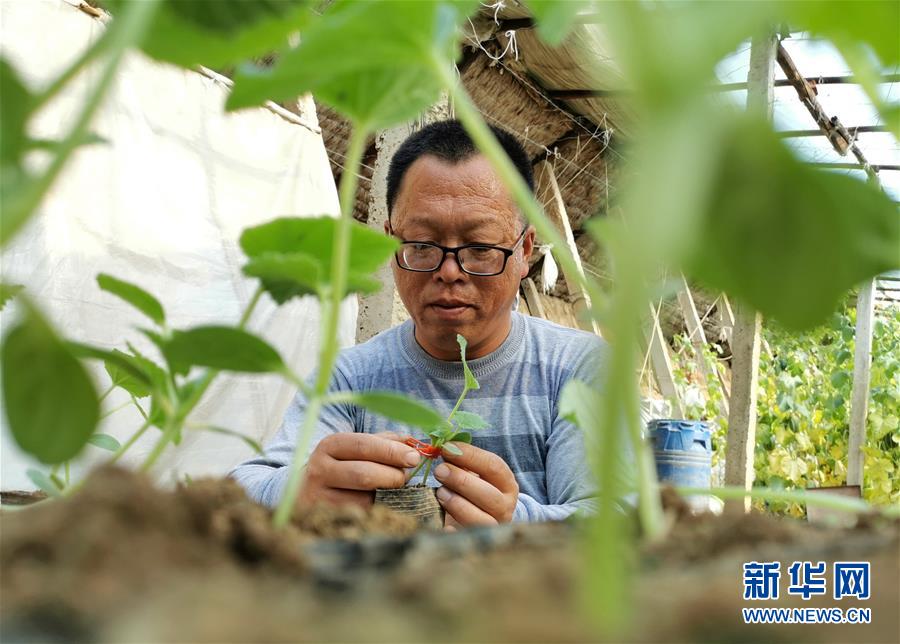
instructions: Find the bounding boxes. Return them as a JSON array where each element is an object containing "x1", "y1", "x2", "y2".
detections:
[{"x1": 392, "y1": 226, "x2": 529, "y2": 277}]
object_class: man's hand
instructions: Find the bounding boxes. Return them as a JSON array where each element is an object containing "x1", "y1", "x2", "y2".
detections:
[
  {"x1": 434, "y1": 442, "x2": 519, "y2": 526},
  {"x1": 297, "y1": 432, "x2": 421, "y2": 509}
]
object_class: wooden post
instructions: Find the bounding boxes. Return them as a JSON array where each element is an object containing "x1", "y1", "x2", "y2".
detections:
[
  {"x1": 723, "y1": 32, "x2": 775, "y2": 514},
  {"x1": 847, "y1": 279, "x2": 876, "y2": 487},
  {"x1": 533, "y1": 160, "x2": 602, "y2": 335},
  {"x1": 356, "y1": 101, "x2": 450, "y2": 343}
]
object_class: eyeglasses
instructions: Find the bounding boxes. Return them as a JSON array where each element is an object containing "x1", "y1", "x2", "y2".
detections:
[{"x1": 393, "y1": 227, "x2": 528, "y2": 277}]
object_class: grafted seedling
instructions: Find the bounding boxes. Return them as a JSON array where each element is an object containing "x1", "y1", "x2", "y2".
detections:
[{"x1": 405, "y1": 334, "x2": 489, "y2": 485}]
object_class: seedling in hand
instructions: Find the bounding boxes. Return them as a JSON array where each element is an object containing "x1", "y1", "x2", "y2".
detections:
[{"x1": 406, "y1": 334, "x2": 489, "y2": 485}]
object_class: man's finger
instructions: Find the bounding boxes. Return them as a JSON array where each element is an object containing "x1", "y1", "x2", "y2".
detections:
[
  {"x1": 316, "y1": 487, "x2": 374, "y2": 509},
  {"x1": 321, "y1": 432, "x2": 421, "y2": 468},
  {"x1": 440, "y1": 442, "x2": 518, "y2": 493},
  {"x1": 323, "y1": 458, "x2": 408, "y2": 491},
  {"x1": 444, "y1": 513, "x2": 463, "y2": 532},
  {"x1": 433, "y1": 461, "x2": 509, "y2": 519},
  {"x1": 436, "y1": 485, "x2": 497, "y2": 527}
]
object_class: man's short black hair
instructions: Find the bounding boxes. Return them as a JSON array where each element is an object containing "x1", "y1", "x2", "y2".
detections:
[{"x1": 386, "y1": 119, "x2": 534, "y2": 217}]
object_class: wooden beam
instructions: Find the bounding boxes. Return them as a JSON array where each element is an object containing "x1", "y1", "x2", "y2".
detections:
[
  {"x1": 533, "y1": 160, "x2": 601, "y2": 335},
  {"x1": 778, "y1": 125, "x2": 888, "y2": 137},
  {"x1": 644, "y1": 303, "x2": 685, "y2": 418},
  {"x1": 676, "y1": 276, "x2": 729, "y2": 418},
  {"x1": 723, "y1": 32, "x2": 774, "y2": 515},
  {"x1": 521, "y1": 277, "x2": 548, "y2": 319},
  {"x1": 810, "y1": 163, "x2": 900, "y2": 172},
  {"x1": 847, "y1": 279, "x2": 876, "y2": 487},
  {"x1": 547, "y1": 74, "x2": 900, "y2": 100},
  {"x1": 776, "y1": 42, "x2": 878, "y2": 177}
]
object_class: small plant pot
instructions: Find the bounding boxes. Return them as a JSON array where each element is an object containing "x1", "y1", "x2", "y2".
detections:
[{"x1": 374, "y1": 484, "x2": 444, "y2": 530}]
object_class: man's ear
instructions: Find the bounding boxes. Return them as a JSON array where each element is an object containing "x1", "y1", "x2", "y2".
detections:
[{"x1": 519, "y1": 226, "x2": 535, "y2": 278}]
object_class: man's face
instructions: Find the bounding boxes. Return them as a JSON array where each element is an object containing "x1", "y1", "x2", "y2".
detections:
[{"x1": 387, "y1": 154, "x2": 534, "y2": 360}]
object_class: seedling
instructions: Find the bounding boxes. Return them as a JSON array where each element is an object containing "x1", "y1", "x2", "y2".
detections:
[{"x1": 405, "y1": 334, "x2": 489, "y2": 485}]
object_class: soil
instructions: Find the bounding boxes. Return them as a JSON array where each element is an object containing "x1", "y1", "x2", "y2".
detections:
[{"x1": 1, "y1": 469, "x2": 897, "y2": 643}]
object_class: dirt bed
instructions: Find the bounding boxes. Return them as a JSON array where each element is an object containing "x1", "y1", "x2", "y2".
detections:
[{"x1": 1, "y1": 468, "x2": 897, "y2": 643}]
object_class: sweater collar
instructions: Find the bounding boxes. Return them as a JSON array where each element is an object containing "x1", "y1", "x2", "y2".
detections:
[{"x1": 399, "y1": 312, "x2": 525, "y2": 380}]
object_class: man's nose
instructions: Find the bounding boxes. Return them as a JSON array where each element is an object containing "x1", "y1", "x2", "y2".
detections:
[{"x1": 434, "y1": 251, "x2": 465, "y2": 282}]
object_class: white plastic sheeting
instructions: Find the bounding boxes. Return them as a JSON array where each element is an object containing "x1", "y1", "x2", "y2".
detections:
[{"x1": 1, "y1": 0, "x2": 355, "y2": 489}]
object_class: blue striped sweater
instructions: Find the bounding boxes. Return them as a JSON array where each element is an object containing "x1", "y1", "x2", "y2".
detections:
[{"x1": 230, "y1": 312, "x2": 607, "y2": 521}]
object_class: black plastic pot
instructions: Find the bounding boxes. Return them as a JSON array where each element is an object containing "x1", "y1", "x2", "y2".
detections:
[{"x1": 374, "y1": 484, "x2": 444, "y2": 529}]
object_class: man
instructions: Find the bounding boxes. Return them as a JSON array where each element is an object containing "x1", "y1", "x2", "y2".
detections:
[{"x1": 231, "y1": 120, "x2": 605, "y2": 526}]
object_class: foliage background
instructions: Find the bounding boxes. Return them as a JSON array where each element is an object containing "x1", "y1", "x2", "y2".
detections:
[{"x1": 671, "y1": 294, "x2": 900, "y2": 515}]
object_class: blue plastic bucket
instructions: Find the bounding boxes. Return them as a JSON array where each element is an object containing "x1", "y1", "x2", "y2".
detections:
[{"x1": 648, "y1": 419, "x2": 712, "y2": 489}]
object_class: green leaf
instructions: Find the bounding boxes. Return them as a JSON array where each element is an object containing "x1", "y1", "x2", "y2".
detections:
[
  {"x1": 341, "y1": 391, "x2": 446, "y2": 430},
  {"x1": 243, "y1": 251, "x2": 382, "y2": 302},
  {"x1": 0, "y1": 58, "x2": 37, "y2": 248},
  {"x1": 442, "y1": 442, "x2": 463, "y2": 456},
  {"x1": 451, "y1": 431, "x2": 472, "y2": 444},
  {"x1": 684, "y1": 115, "x2": 900, "y2": 330},
  {"x1": 165, "y1": 326, "x2": 286, "y2": 373},
  {"x1": 428, "y1": 423, "x2": 457, "y2": 443},
  {"x1": 525, "y1": 0, "x2": 592, "y2": 46},
  {"x1": 0, "y1": 283, "x2": 24, "y2": 311},
  {"x1": 197, "y1": 425, "x2": 264, "y2": 454},
  {"x1": 97, "y1": 273, "x2": 166, "y2": 326},
  {"x1": 2, "y1": 302, "x2": 100, "y2": 464},
  {"x1": 109, "y1": 0, "x2": 310, "y2": 69},
  {"x1": 457, "y1": 334, "x2": 480, "y2": 390},
  {"x1": 452, "y1": 410, "x2": 489, "y2": 430},
  {"x1": 830, "y1": 371, "x2": 851, "y2": 389},
  {"x1": 226, "y1": 0, "x2": 477, "y2": 128},
  {"x1": 103, "y1": 349, "x2": 154, "y2": 398},
  {"x1": 0, "y1": 58, "x2": 33, "y2": 165},
  {"x1": 138, "y1": 328, "x2": 190, "y2": 377},
  {"x1": 68, "y1": 343, "x2": 156, "y2": 392},
  {"x1": 835, "y1": 348, "x2": 853, "y2": 364},
  {"x1": 26, "y1": 469, "x2": 61, "y2": 497},
  {"x1": 88, "y1": 433, "x2": 122, "y2": 452},
  {"x1": 240, "y1": 217, "x2": 396, "y2": 302}
]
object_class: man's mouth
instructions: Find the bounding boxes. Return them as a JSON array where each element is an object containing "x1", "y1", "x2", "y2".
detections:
[{"x1": 428, "y1": 300, "x2": 473, "y2": 318}]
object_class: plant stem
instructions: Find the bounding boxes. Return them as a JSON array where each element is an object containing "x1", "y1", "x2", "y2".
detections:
[
  {"x1": 422, "y1": 458, "x2": 434, "y2": 486},
  {"x1": 64, "y1": 461, "x2": 70, "y2": 486},
  {"x1": 678, "y1": 485, "x2": 895, "y2": 516},
  {"x1": 273, "y1": 396, "x2": 322, "y2": 527},
  {"x1": 438, "y1": 59, "x2": 664, "y2": 538},
  {"x1": 98, "y1": 384, "x2": 115, "y2": 404},
  {"x1": 140, "y1": 418, "x2": 176, "y2": 472},
  {"x1": 99, "y1": 400, "x2": 131, "y2": 420},
  {"x1": 109, "y1": 419, "x2": 152, "y2": 465},
  {"x1": 131, "y1": 395, "x2": 149, "y2": 420},
  {"x1": 446, "y1": 385, "x2": 470, "y2": 421},
  {"x1": 272, "y1": 124, "x2": 371, "y2": 528},
  {"x1": 239, "y1": 285, "x2": 264, "y2": 329},
  {"x1": 2, "y1": 0, "x2": 162, "y2": 247},
  {"x1": 407, "y1": 456, "x2": 428, "y2": 483},
  {"x1": 135, "y1": 283, "x2": 266, "y2": 472},
  {"x1": 33, "y1": 27, "x2": 114, "y2": 112}
]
